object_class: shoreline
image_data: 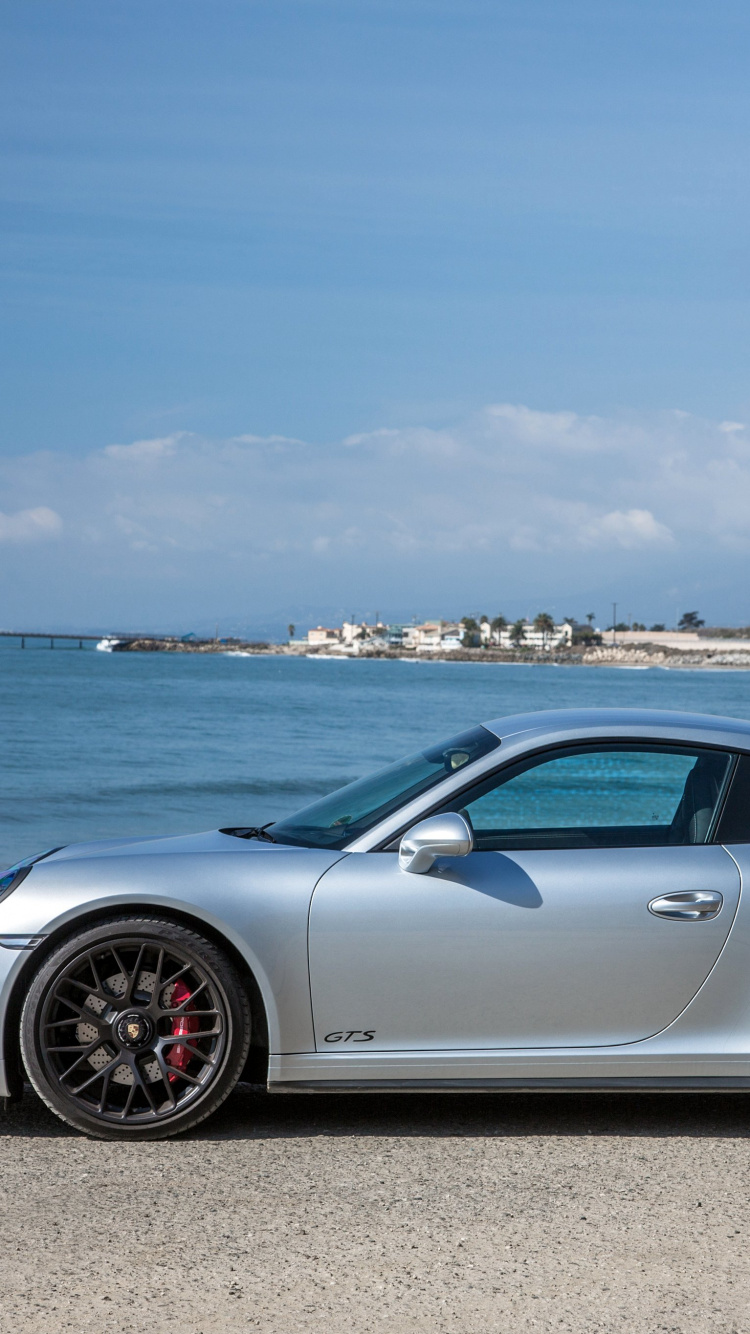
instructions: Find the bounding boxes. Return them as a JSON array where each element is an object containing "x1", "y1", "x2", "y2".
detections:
[{"x1": 111, "y1": 638, "x2": 750, "y2": 670}]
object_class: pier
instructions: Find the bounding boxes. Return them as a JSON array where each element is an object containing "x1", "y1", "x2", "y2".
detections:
[{"x1": 0, "y1": 632, "x2": 140, "y2": 649}]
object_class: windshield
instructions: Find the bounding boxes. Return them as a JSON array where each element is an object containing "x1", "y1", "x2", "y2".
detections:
[{"x1": 270, "y1": 725, "x2": 500, "y2": 849}]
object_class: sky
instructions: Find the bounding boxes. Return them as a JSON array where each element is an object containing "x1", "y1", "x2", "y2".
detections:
[{"x1": 2, "y1": 0, "x2": 750, "y2": 634}]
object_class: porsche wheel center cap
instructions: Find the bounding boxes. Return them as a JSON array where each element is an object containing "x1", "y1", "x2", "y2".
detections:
[{"x1": 116, "y1": 1011, "x2": 152, "y2": 1049}]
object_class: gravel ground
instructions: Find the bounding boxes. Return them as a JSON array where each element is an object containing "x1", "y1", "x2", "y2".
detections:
[{"x1": 1, "y1": 1084, "x2": 750, "y2": 1333}]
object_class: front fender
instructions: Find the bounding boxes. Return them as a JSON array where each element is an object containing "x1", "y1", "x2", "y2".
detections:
[{"x1": 0, "y1": 846, "x2": 347, "y2": 1093}]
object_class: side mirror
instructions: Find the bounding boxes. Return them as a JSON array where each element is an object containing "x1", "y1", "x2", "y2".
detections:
[{"x1": 398, "y1": 812, "x2": 473, "y2": 875}]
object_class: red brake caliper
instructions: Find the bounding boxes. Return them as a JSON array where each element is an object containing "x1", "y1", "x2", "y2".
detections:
[{"x1": 165, "y1": 978, "x2": 200, "y2": 1079}]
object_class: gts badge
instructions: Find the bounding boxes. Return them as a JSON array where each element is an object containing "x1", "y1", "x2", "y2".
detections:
[{"x1": 324, "y1": 1030, "x2": 376, "y2": 1043}]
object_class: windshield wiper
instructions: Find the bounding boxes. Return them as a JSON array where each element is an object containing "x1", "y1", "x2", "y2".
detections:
[{"x1": 219, "y1": 823, "x2": 277, "y2": 843}]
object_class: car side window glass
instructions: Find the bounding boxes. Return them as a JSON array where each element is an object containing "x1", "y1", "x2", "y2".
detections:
[
  {"x1": 440, "y1": 745, "x2": 733, "y2": 851},
  {"x1": 715, "y1": 752, "x2": 750, "y2": 842}
]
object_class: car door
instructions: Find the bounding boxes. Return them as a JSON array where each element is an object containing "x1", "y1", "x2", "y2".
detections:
[{"x1": 308, "y1": 742, "x2": 741, "y2": 1051}]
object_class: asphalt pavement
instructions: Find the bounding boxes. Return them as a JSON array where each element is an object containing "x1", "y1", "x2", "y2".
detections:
[{"x1": 1, "y1": 1084, "x2": 749, "y2": 1333}]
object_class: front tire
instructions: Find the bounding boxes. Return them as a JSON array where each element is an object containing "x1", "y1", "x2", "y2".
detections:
[{"x1": 21, "y1": 917, "x2": 251, "y2": 1140}]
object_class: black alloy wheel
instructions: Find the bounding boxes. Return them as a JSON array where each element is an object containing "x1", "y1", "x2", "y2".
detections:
[{"x1": 21, "y1": 918, "x2": 251, "y2": 1140}]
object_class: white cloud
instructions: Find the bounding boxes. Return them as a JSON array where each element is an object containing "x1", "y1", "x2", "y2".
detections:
[
  {"x1": 2, "y1": 402, "x2": 750, "y2": 620},
  {"x1": 102, "y1": 434, "x2": 181, "y2": 462},
  {"x1": 0, "y1": 506, "x2": 62, "y2": 543},
  {"x1": 483, "y1": 403, "x2": 598, "y2": 450},
  {"x1": 578, "y1": 508, "x2": 675, "y2": 550}
]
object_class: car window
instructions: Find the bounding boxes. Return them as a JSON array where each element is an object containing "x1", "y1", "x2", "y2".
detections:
[
  {"x1": 714, "y1": 752, "x2": 750, "y2": 842},
  {"x1": 438, "y1": 744, "x2": 733, "y2": 850},
  {"x1": 270, "y1": 725, "x2": 500, "y2": 849}
]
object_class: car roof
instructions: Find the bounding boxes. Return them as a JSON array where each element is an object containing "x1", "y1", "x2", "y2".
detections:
[{"x1": 481, "y1": 708, "x2": 750, "y2": 752}]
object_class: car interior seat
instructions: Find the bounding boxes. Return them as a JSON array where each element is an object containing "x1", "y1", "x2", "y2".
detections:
[{"x1": 671, "y1": 754, "x2": 728, "y2": 844}]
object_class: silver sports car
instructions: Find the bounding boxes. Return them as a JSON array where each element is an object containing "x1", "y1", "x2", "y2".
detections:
[{"x1": 3, "y1": 706, "x2": 750, "y2": 1139}]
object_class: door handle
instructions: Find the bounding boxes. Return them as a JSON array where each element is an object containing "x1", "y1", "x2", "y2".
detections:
[{"x1": 648, "y1": 891, "x2": 723, "y2": 921}]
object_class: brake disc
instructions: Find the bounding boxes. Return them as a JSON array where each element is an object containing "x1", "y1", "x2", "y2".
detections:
[{"x1": 76, "y1": 971, "x2": 163, "y2": 1084}]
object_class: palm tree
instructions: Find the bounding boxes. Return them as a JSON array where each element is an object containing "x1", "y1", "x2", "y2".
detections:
[
  {"x1": 510, "y1": 618, "x2": 526, "y2": 647},
  {"x1": 533, "y1": 611, "x2": 555, "y2": 650},
  {"x1": 490, "y1": 614, "x2": 507, "y2": 644},
  {"x1": 461, "y1": 616, "x2": 480, "y2": 648},
  {"x1": 288, "y1": 623, "x2": 295, "y2": 641}
]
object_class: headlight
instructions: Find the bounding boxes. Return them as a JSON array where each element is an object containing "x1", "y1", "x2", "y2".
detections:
[{"x1": 0, "y1": 847, "x2": 63, "y2": 904}]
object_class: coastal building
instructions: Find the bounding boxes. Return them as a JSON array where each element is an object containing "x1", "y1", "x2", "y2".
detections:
[
  {"x1": 439, "y1": 623, "x2": 463, "y2": 651},
  {"x1": 492, "y1": 620, "x2": 574, "y2": 650},
  {"x1": 401, "y1": 621, "x2": 465, "y2": 651},
  {"x1": 307, "y1": 616, "x2": 576, "y2": 652},
  {"x1": 402, "y1": 622, "x2": 440, "y2": 650},
  {"x1": 385, "y1": 624, "x2": 407, "y2": 646},
  {"x1": 307, "y1": 626, "x2": 341, "y2": 646},
  {"x1": 340, "y1": 620, "x2": 388, "y2": 647},
  {"x1": 440, "y1": 636, "x2": 463, "y2": 651},
  {"x1": 416, "y1": 623, "x2": 442, "y2": 651}
]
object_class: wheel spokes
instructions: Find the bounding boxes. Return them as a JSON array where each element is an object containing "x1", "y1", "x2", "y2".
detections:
[
  {"x1": 40, "y1": 935, "x2": 228, "y2": 1123},
  {"x1": 123, "y1": 944, "x2": 147, "y2": 1003},
  {"x1": 68, "y1": 1056, "x2": 118, "y2": 1096},
  {"x1": 161, "y1": 1028, "x2": 221, "y2": 1045},
  {"x1": 160, "y1": 961, "x2": 191, "y2": 990},
  {"x1": 156, "y1": 978, "x2": 209, "y2": 1017},
  {"x1": 118, "y1": 1080, "x2": 138, "y2": 1120},
  {"x1": 139, "y1": 1074, "x2": 160, "y2": 1114},
  {"x1": 149, "y1": 1052, "x2": 178, "y2": 1108},
  {"x1": 44, "y1": 1015, "x2": 100, "y2": 1031},
  {"x1": 97, "y1": 1066, "x2": 115, "y2": 1115},
  {"x1": 159, "y1": 1065, "x2": 203, "y2": 1087},
  {"x1": 171, "y1": 1041, "x2": 216, "y2": 1067},
  {"x1": 51, "y1": 991, "x2": 100, "y2": 1021}
]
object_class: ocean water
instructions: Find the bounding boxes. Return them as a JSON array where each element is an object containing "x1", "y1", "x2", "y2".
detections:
[{"x1": 4, "y1": 645, "x2": 750, "y2": 867}]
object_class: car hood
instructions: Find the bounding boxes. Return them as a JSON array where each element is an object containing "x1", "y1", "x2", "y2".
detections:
[{"x1": 43, "y1": 829, "x2": 298, "y2": 863}]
